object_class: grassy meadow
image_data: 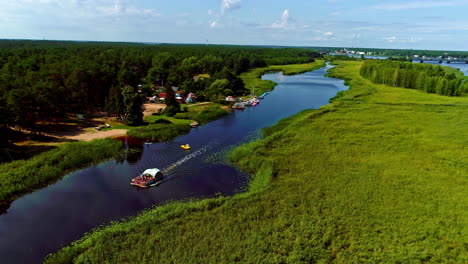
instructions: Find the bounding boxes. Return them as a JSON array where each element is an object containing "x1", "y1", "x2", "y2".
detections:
[
  {"x1": 240, "y1": 60, "x2": 326, "y2": 95},
  {"x1": 46, "y1": 60, "x2": 467, "y2": 263},
  {"x1": 175, "y1": 103, "x2": 229, "y2": 124},
  {"x1": 0, "y1": 138, "x2": 123, "y2": 208}
]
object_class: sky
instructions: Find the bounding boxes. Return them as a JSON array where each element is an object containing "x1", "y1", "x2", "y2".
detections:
[{"x1": 1, "y1": 0, "x2": 468, "y2": 50}]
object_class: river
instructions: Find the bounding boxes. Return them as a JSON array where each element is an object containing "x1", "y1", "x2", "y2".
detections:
[
  {"x1": 413, "y1": 60, "x2": 468, "y2": 76},
  {"x1": 0, "y1": 64, "x2": 347, "y2": 264}
]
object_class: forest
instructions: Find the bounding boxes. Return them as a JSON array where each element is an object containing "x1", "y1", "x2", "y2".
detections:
[
  {"x1": 0, "y1": 40, "x2": 319, "y2": 132},
  {"x1": 360, "y1": 60, "x2": 468, "y2": 96}
]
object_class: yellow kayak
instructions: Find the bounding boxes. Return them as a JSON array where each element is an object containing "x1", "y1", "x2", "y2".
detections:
[{"x1": 181, "y1": 144, "x2": 191, "y2": 150}]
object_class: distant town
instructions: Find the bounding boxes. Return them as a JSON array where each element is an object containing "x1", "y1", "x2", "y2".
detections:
[{"x1": 332, "y1": 48, "x2": 468, "y2": 63}]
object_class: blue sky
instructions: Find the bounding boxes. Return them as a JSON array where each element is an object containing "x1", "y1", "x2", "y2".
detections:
[{"x1": 1, "y1": 0, "x2": 468, "y2": 50}]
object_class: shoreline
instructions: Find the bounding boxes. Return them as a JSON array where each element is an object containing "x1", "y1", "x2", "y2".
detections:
[{"x1": 46, "y1": 61, "x2": 468, "y2": 263}]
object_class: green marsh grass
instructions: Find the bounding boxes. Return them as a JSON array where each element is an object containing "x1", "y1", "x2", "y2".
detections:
[
  {"x1": 126, "y1": 123, "x2": 191, "y2": 142},
  {"x1": 46, "y1": 61, "x2": 467, "y2": 263},
  {"x1": 175, "y1": 104, "x2": 229, "y2": 124},
  {"x1": 0, "y1": 138, "x2": 123, "y2": 206}
]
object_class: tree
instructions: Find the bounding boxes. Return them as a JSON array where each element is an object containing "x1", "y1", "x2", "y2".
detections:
[
  {"x1": 180, "y1": 56, "x2": 199, "y2": 75},
  {"x1": 145, "y1": 52, "x2": 176, "y2": 85},
  {"x1": 117, "y1": 64, "x2": 138, "y2": 88},
  {"x1": 7, "y1": 88, "x2": 38, "y2": 131},
  {"x1": 121, "y1": 85, "x2": 143, "y2": 125},
  {"x1": 163, "y1": 85, "x2": 180, "y2": 117},
  {"x1": 0, "y1": 96, "x2": 12, "y2": 127},
  {"x1": 205, "y1": 79, "x2": 231, "y2": 102},
  {"x1": 105, "y1": 86, "x2": 125, "y2": 121}
]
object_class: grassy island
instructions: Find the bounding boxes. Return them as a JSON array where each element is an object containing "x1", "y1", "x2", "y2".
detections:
[
  {"x1": 46, "y1": 61, "x2": 467, "y2": 263},
  {"x1": 240, "y1": 60, "x2": 326, "y2": 95}
]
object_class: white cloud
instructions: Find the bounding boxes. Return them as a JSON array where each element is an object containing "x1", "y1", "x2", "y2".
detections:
[
  {"x1": 385, "y1": 36, "x2": 397, "y2": 43},
  {"x1": 271, "y1": 9, "x2": 290, "y2": 29},
  {"x1": 208, "y1": 0, "x2": 241, "y2": 28},
  {"x1": 312, "y1": 31, "x2": 335, "y2": 41},
  {"x1": 323, "y1": 31, "x2": 334, "y2": 39},
  {"x1": 384, "y1": 36, "x2": 422, "y2": 43},
  {"x1": 96, "y1": 0, "x2": 160, "y2": 17},
  {"x1": 370, "y1": 0, "x2": 467, "y2": 11},
  {"x1": 221, "y1": 0, "x2": 241, "y2": 14}
]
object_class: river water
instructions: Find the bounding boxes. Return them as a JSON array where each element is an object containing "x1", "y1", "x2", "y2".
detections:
[
  {"x1": 0, "y1": 64, "x2": 347, "y2": 264},
  {"x1": 413, "y1": 60, "x2": 468, "y2": 76}
]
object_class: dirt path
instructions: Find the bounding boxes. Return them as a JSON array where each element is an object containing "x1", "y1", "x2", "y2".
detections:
[
  {"x1": 185, "y1": 102, "x2": 211, "y2": 108},
  {"x1": 64, "y1": 129, "x2": 128, "y2": 141},
  {"x1": 143, "y1": 103, "x2": 166, "y2": 116},
  {"x1": 17, "y1": 103, "x2": 175, "y2": 144}
]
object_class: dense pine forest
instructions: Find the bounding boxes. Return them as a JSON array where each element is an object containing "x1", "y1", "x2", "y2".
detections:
[
  {"x1": 360, "y1": 60, "x2": 468, "y2": 96},
  {"x1": 0, "y1": 40, "x2": 319, "y2": 131}
]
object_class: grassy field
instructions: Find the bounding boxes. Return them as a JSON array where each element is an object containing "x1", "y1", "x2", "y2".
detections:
[
  {"x1": 176, "y1": 103, "x2": 229, "y2": 124},
  {"x1": 240, "y1": 60, "x2": 326, "y2": 96},
  {"x1": 46, "y1": 61, "x2": 467, "y2": 263},
  {"x1": 0, "y1": 138, "x2": 123, "y2": 209}
]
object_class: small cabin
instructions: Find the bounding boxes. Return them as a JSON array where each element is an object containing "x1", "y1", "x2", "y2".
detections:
[{"x1": 225, "y1": 96, "x2": 237, "y2": 102}]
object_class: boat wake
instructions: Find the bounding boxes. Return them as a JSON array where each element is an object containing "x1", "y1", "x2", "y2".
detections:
[{"x1": 162, "y1": 145, "x2": 212, "y2": 175}]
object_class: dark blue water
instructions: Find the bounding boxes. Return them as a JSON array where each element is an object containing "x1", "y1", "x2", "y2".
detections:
[{"x1": 0, "y1": 64, "x2": 347, "y2": 264}]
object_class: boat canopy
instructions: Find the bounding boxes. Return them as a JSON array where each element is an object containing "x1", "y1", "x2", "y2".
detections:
[{"x1": 141, "y1": 168, "x2": 161, "y2": 178}]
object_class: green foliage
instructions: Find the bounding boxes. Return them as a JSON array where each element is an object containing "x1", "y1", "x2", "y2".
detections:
[
  {"x1": 174, "y1": 105, "x2": 229, "y2": 124},
  {"x1": 121, "y1": 86, "x2": 144, "y2": 125},
  {"x1": 127, "y1": 123, "x2": 191, "y2": 142},
  {"x1": 0, "y1": 41, "x2": 320, "y2": 131},
  {"x1": 162, "y1": 86, "x2": 180, "y2": 116},
  {"x1": 163, "y1": 105, "x2": 179, "y2": 117},
  {"x1": 47, "y1": 61, "x2": 467, "y2": 263},
  {"x1": 0, "y1": 138, "x2": 123, "y2": 206},
  {"x1": 205, "y1": 79, "x2": 232, "y2": 102},
  {"x1": 360, "y1": 60, "x2": 465, "y2": 96},
  {"x1": 192, "y1": 106, "x2": 229, "y2": 124},
  {"x1": 105, "y1": 86, "x2": 124, "y2": 120}
]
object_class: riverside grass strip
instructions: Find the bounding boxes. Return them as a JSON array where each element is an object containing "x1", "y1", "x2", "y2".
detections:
[
  {"x1": 0, "y1": 138, "x2": 123, "y2": 208},
  {"x1": 46, "y1": 61, "x2": 467, "y2": 264}
]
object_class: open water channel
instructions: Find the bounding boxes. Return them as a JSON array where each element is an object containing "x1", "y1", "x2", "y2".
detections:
[{"x1": 0, "y1": 64, "x2": 347, "y2": 263}]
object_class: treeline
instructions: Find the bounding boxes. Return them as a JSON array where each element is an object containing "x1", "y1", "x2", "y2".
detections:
[
  {"x1": 0, "y1": 40, "x2": 319, "y2": 130},
  {"x1": 360, "y1": 60, "x2": 468, "y2": 96}
]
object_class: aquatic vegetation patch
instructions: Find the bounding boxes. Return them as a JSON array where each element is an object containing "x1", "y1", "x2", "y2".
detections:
[{"x1": 127, "y1": 123, "x2": 191, "y2": 142}]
